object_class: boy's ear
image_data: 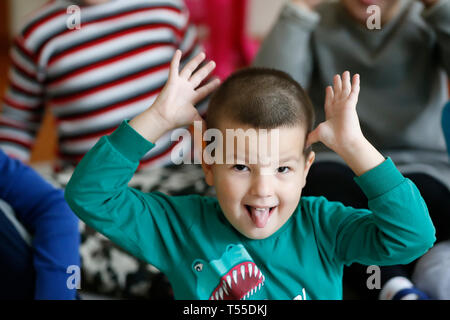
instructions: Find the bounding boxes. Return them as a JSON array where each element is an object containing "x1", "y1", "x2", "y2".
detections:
[
  {"x1": 301, "y1": 151, "x2": 315, "y2": 188},
  {"x1": 201, "y1": 161, "x2": 214, "y2": 187}
]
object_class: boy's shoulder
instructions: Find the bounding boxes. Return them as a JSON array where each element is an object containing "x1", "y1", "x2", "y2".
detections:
[
  {"x1": 299, "y1": 195, "x2": 336, "y2": 211},
  {"x1": 138, "y1": 191, "x2": 222, "y2": 231},
  {"x1": 150, "y1": 191, "x2": 217, "y2": 203},
  {"x1": 299, "y1": 195, "x2": 361, "y2": 220},
  {"x1": 298, "y1": 195, "x2": 373, "y2": 235},
  {"x1": 146, "y1": 191, "x2": 220, "y2": 215}
]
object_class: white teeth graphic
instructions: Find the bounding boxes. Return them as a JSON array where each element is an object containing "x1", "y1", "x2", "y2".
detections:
[
  {"x1": 212, "y1": 264, "x2": 267, "y2": 301},
  {"x1": 227, "y1": 275, "x2": 232, "y2": 289},
  {"x1": 222, "y1": 281, "x2": 229, "y2": 295}
]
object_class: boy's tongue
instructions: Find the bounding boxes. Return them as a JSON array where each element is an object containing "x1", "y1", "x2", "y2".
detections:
[{"x1": 249, "y1": 207, "x2": 270, "y2": 228}]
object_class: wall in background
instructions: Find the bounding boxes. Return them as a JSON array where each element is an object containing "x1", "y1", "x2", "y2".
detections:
[
  {"x1": 10, "y1": 0, "x2": 48, "y2": 37},
  {"x1": 10, "y1": 0, "x2": 285, "y2": 38},
  {"x1": 248, "y1": 0, "x2": 284, "y2": 39}
]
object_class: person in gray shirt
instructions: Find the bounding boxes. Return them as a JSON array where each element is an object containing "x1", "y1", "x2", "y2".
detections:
[{"x1": 254, "y1": 0, "x2": 450, "y2": 299}]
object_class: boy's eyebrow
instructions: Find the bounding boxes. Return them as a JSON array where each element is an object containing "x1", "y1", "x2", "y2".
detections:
[
  {"x1": 279, "y1": 155, "x2": 299, "y2": 162},
  {"x1": 226, "y1": 154, "x2": 299, "y2": 163}
]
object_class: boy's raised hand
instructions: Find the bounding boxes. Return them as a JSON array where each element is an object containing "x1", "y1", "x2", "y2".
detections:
[
  {"x1": 307, "y1": 71, "x2": 385, "y2": 176},
  {"x1": 155, "y1": 50, "x2": 220, "y2": 129},
  {"x1": 306, "y1": 71, "x2": 363, "y2": 153},
  {"x1": 130, "y1": 50, "x2": 220, "y2": 143}
]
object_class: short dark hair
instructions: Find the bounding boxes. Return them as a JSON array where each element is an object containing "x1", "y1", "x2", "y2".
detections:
[{"x1": 206, "y1": 67, "x2": 315, "y2": 155}]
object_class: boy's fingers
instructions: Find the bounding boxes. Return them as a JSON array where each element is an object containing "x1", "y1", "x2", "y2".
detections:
[
  {"x1": 333, "y1": 74, "x2": 342, "y2": 96},
  {"x1": 349, "y1": 74, "x2": 360, "y2": 100},
  {"x1": 192, "y1": 111, "x2": 204, "y2": 124},
  {"x1": 324, "y1": 85, "x2": 334, "y2": 115},
  {"x1": 190, "y1": 60, "x2": 216, "y2": 89},
  {"x1": 306, "y1": 127, "x2": 320, "y2": 148},
  {"x1": 193, "y1": 77, "x2": 221, "y2": 104},
  {"x1": 180, "y1": 51, "x2": 206, "y2": 80},
  {"x1": 169, "y1": 49, "x2": 182, "y2": 79},
  {"x1": 342, "y1": 71, "x2": 351, "y2": 96},
  {"x1": 192, "y1": 115, "x2": 206, "y2": 162}
]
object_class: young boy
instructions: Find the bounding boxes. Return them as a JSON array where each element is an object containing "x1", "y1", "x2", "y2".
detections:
[{"x1": 65, "y1": 51, "x2": 435, "y2": 300}]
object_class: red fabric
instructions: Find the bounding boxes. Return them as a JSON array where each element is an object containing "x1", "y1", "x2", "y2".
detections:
[{"x1": 185, "y1": 0, "x2": 259, "y2": 79}]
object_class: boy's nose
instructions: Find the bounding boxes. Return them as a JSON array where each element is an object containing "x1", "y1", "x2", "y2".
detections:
[{"x1": 249, "y1": 174, "x2": 274, "y2": 198}]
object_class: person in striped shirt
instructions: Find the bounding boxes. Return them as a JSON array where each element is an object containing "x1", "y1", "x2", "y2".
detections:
[{"x1": 0, "y1": 0, "x2": 202, "y2": 171}]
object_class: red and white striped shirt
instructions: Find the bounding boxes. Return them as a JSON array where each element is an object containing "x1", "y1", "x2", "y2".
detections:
[{"x1": 0, "y1": 0, "x2": 203, "y2": 170}]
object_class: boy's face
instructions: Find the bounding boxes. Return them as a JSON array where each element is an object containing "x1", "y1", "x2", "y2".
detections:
[
  {"x1": 340, "y1": 0, "x2": 401, "y2": 25},
  {"x1": 202, "y1": 118, "x2": 315, "y2": 240}
]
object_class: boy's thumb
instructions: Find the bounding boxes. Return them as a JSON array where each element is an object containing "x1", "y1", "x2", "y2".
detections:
[
  {"x1": 190, "y1": 113, "x2": 207, "y2": 163},
  {"x1": 193, "y1": 113, "x2": 207, "y2": 127},
  {"x1": 306, "y1": 128, "x2": 320, "y2": 148}
]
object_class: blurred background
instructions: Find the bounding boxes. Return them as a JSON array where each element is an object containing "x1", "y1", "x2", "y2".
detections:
[{"x1": 0, "y1": 0, "x2": 286, "y2": 165}]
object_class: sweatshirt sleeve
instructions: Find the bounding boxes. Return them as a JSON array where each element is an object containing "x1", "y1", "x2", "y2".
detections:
[
  {"x1": 306, "y1": 158, "x2": 436, "y2": 267},
  {"x1": 64, "y1": 120, "x2": 203, "y2": 275},
  {"x1": 422, "y1": 0, "x2": 450, "y2": 75},
  {"x1": 252, "y1": 2, "x2": 320, "y2": 88},
  {"x1": 0, "y1": 37, "x2": 45, "y2": 162},
  {"x1": 0, "y1": 150, "x2": 80, "y2": 299}
]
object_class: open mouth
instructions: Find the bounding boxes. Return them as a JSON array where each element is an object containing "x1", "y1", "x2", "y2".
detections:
[
  {"x1": 245, "y1": 205, "x2": 277, "y2": 228},
  {"x1": 209, "y1": 261, "x2": 265, "y2": 300}
]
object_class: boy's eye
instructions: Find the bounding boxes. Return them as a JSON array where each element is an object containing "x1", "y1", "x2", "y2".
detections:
[
  {"x1": 277, "y1": 166, "x2": 290, "y2": 174},
  {"x1": 233, "y1": 164, "x2": 248, "y2": 172}
]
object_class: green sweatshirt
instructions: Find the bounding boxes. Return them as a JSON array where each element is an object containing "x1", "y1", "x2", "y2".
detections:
[{"x1": 65, "y1": 121, "x2": 435, "y2": 300}]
